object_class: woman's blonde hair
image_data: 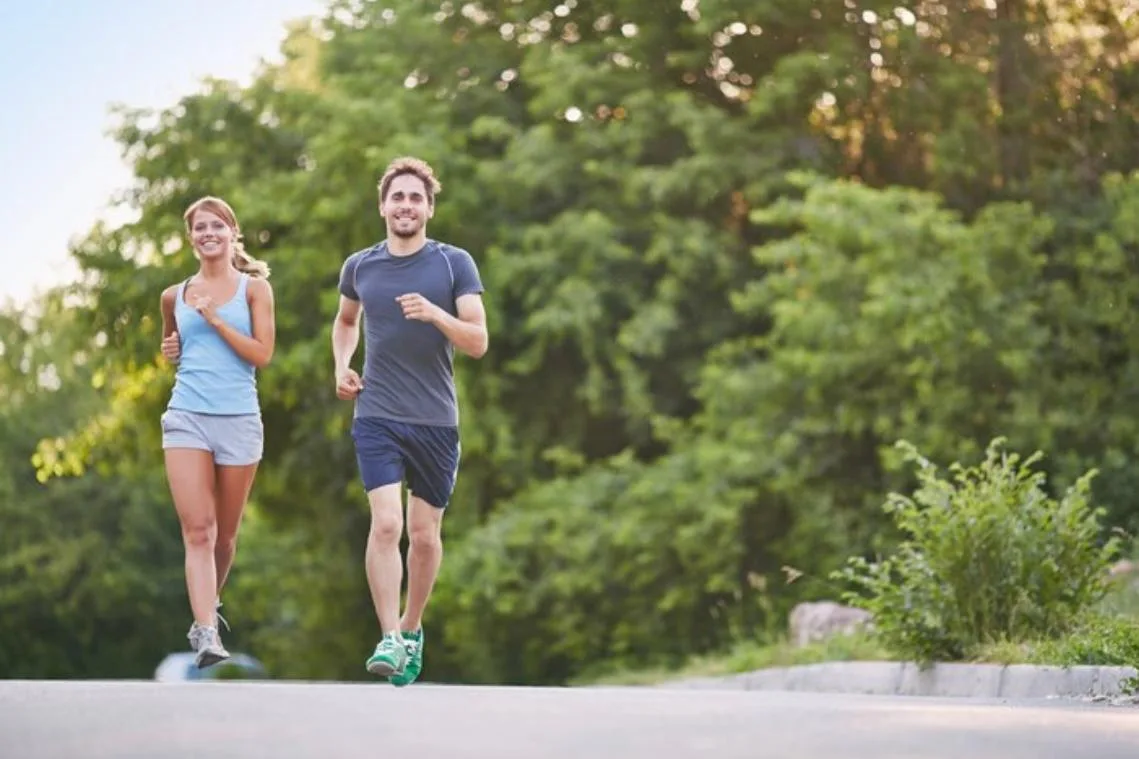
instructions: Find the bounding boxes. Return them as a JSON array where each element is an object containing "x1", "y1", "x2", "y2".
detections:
[{"x1": 183, "y1": 196, "x2": 271, "y2": 279}]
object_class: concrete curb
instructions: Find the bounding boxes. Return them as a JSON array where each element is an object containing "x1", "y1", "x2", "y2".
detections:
[{"x1": 659, "y1": 661, "x2": 1139, "y2": 700}]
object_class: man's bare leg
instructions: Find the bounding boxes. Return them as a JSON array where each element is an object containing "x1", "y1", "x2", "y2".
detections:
[
  {"x1": 402, "y1": 494, "x2": 445, "y2": 632},
  {"x1": 364, "y1": 483, "x2": 408, "y2": 676},
  {"x1": 387, "y1": 492, "x2": 445, "y2": 687}
]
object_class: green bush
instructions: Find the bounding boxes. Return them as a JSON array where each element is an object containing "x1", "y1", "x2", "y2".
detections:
[
  {"x1": 833, "y1": 437, "x2": 1120, "y2": 664},
  {"x1": 428, "y1": 443, "x2": 765, "y2": 685},
  {"x1": 1030, "y1": 614, "x2": 1139, "y2": 667}
]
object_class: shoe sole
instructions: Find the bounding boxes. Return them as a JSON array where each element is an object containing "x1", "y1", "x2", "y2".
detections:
[
  {"x1": 390, "y1": 663, "x2": 421, "y2": 687},
  {"x1": 366, "y1": 661, "x2": 394, "y2": 676},
  {"x1": 366, "y1": 659, "x2": 407, "y2": 678},
  {"x1": 196, "y1": 650, "x2": 229, "y2": 669}
]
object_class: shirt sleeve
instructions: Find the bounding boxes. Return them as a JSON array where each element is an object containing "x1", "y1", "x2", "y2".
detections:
[
  {"x1": 339, "y1": 252, "x2": 360, "y2": 301},
  {"x1": 447, "y1": 247, "x2": 485, "y2": 299}
]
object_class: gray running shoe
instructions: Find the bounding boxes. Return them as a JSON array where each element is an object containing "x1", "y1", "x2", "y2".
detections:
[{"x1": 188, "y1": 622, "x2": 230, "y2": 669}]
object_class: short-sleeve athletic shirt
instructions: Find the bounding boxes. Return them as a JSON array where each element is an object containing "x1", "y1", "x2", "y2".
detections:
[{"x1": 338, "y1": 239, "x2": 484, "y2": 427}]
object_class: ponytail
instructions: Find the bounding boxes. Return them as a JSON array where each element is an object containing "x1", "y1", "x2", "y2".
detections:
[{"x1": 231, "y1": 238, "x2": 271, "y2": 279}]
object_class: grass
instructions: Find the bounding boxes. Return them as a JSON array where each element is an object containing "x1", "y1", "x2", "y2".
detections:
[
  {"x1": 970, "y1": 579, "x2": 1139, "y2": 668},
  {"x1": 972, "y1": 616, "x2": 1139, "y2": 667},
  {"x1": 573, "y1": 631, "x2": 893, "y2": 687},
  {"x1": 574, "y1": 579, "x2": 1139, "y2": 687}
]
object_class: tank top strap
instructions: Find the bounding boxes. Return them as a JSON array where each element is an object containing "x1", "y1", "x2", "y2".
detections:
[
  {"x1": 175, "y1": 277, "x2": 191, "y2": 306},
  {"x1": 235, "y1": 272, "x2": 250, "y2": 300}
]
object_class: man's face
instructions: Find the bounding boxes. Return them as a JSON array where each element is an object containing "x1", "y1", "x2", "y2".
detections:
[{"x1": 381, "y1": 173, "x2": 433, "y2": 238}]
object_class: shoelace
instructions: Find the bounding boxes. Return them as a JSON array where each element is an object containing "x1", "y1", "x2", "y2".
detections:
[
  {"x1": 379, "y1": 634, "x2": 410, "y2": 657},
  {"x1": 216, "y1": 601, "x2": 229, "y2": 632},
  {"x1": 188, "y1": 623, "x2": 218, "y2": 650}
]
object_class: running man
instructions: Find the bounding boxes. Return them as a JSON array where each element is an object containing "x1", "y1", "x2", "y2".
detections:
[
  {"x1": 331, "y1": 156, "x2": 487, "y2": 686},
  {"x1": 159, "y1": 196, "x2": 276, "y2": 668}
]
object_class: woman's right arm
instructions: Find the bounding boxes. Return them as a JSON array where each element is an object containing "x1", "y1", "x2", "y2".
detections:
[{"x1": 160, "y1": 286, "x2": 180, "y2": 363}]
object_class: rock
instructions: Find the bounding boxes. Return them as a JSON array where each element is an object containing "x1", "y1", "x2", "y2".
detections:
[
  {"x1": 788, "y1": 601, "x2": 873, "y2": 648},
  {"x1": 1108, "y1": 559, "x2": 1137, "y2": 577}
]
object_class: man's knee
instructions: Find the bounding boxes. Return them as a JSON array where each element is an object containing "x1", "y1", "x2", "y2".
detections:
[
  {"x1": 370, "y1": 518, "x2": 402, "y2": 547},
  {"x1": 367, "y1": 484, "x2": 404, "y2": 547},
  {"x1": 407, "y1": 494, "x2": 444, "y2": 552},
  {"x1": 408, "y1": 522, "x2": 442, "y2": 552}
]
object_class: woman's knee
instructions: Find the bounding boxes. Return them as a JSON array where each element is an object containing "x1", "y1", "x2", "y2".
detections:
[
  {"x1": 181, "y1": 518, "x2": 217, "y2": 548},
  {"x1": 215, "y1": 531, "x2": 237, "y2": 555}
]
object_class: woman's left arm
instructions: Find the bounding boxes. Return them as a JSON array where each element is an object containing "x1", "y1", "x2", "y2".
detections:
[{"x1": 199, "y1": 279, "x2": 276, "y2": 368}]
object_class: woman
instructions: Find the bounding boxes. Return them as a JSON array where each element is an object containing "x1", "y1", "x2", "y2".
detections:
[{"x1": 159, "y1": 196, "x2": 276, "y2": 668}]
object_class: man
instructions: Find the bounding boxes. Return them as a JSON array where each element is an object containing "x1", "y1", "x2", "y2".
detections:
[{"x1": 331, "y1": 156, "x2": 488, "y2": 686}]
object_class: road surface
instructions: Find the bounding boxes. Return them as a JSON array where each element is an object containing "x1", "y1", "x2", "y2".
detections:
[{"x1": 1, "y1": 680, "x2": 1137, "y2": 758}]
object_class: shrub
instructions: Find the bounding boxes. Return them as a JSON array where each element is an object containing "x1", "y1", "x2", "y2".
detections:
[
  {"x1": 1030, "y1": 613, "x2": 1139, "y2": 668},
  {"x1": 833, "y1": 437, "x2": 1121, "y2": 664}
]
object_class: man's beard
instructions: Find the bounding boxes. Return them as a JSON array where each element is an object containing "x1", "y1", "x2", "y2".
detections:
[{"x1": 391, "y1": 218, "x2": 421, "y2": 239}]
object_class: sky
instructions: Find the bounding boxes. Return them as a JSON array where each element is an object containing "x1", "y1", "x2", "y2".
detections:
[{"x1": 0, "y1": 0, "x2": 329, "y2": 308}]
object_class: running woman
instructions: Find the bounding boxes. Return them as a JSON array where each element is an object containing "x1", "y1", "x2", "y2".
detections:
[
  {"x1": 331, "y1": 157, "x2": 487, "y2": 686},
  {"x1": 159, "y1": 196, "x2": 276, "y2": 668}
]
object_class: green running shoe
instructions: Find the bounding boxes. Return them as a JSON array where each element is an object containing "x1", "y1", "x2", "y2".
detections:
[
  {"x1": 389, "y1": 629, "x2": 424, "y2": 687},
  {"x1": 365, "y1": 632, "x2": 408, "y2": 678}
]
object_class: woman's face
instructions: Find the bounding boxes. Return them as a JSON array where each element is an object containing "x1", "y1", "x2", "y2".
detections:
[{"x1": 189, "y1": 209, "x2": 233, "y2": 262}]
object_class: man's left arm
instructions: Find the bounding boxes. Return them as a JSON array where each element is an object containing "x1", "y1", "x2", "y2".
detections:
[
  {"x1": 438, "y1": 293, "x2": 488, "y2": 358},
  {"x1": 397, "y1": 292, "x2": 488, "y2": 359}
]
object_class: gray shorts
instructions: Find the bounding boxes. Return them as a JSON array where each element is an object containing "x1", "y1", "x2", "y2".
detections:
[{"x1": 161, "y1": 408, "x2": 264, "y2": 466}]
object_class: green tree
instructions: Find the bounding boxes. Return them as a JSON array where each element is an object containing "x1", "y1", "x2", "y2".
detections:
[
  {"x1": 23, "y1": 0, "x2": 1139, "y2": 684},
  {"x1": 0, "y1": 292, "x2": 187, "y2": 678}
]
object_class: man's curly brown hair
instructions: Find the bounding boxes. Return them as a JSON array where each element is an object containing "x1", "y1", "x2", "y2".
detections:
[{"x1": 377, "y1": 156, "x2": 442, "y2": 205}]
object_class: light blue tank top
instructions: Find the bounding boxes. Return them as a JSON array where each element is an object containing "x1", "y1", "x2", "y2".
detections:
[{"x1": 168, "y1": 273, "x2": 260, "y2": 415}]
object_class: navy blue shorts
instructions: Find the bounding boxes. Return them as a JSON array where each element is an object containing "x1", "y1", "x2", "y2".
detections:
[{"x1": 351, "y1": 417, "x2": 461, "y2": 509}]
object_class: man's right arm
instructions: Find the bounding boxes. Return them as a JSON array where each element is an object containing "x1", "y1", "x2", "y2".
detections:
[
  {"x1": 333, "y1": 253, "x2": 362, "y2": 376},
  {"x1": 332, "y1": 295, "x2": 362, "y2": 376}
]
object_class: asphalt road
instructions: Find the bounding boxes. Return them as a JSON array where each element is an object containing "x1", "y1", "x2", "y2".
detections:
[{"x1": 2, "y1": 680, "x2": 1137, "y2": 759}]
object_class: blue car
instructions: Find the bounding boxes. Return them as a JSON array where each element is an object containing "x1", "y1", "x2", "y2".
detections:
[{"x1": 154, "y1": 651, "x2": 269, "y2": 682}]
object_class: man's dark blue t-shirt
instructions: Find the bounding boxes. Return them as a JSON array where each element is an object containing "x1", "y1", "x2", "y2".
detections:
[{"x1": 339, "y1": 239, "x2": 484, "y2": 427}]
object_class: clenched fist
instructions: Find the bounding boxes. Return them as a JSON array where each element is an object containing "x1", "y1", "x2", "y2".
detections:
[
  {"x1": 162, "y1": 331, "x2": 181, "y2": 363},
  {"x1": 336, "y1": 368, "x2": 364, "y2": 400},
  {"x1": 396, "y1": 292, "x2": 442, "y2": 323},
  {"x1": 192, "y1": 295, "x2": 221, "y2": 327}
]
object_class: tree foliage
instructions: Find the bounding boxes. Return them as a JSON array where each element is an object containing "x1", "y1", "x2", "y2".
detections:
[{"x1": 6, "y1": 0, "x2": 1139, "y2": 682}]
